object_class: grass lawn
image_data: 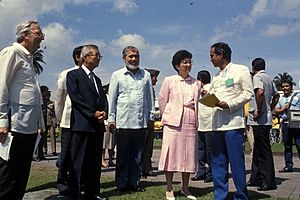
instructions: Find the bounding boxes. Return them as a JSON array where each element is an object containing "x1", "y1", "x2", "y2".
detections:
[
  {"x1": 26, "y1": 138, "x2": 293, "y2": 199},
  {"x1": 27, "y1": 163, "x2": 289, "y2": 200}
]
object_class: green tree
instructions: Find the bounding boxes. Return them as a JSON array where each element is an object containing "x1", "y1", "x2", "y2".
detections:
[
  {"x1": 33, "y1": 49, "x2": 46, "y2": 74},
  {"x1": 273, "y1": 72, "x2": 295, "y2": 91}
]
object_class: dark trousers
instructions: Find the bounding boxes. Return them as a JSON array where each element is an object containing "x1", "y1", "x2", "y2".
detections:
[
  {"x1": 56, "y1": 128, "x2": 72, "y2": 192},
  {"x1": 69, "y1": 131, "x2": 103, "y2": 199},
  {"x1": 250, "y1": 125, "x2": 276, "y2": 187},
  {"x1": 142, "y1": 127, "x2": 155, "y2": 174},
  {"x1": 211, "y1": 129, "x2": 248, "y2": 200},
  {"x1": 115, "y1": 128, "x2": 146, "y2": 189},
  {"x1": 0, "y1": 133, "x2": 37, "y2": 200},
  {"x1": 281, "y1": 123, "x2": 300, "y2": 169},
  {"x1": 36, "y1": 129, "x2": 47, "y2": 158},
  {"x1": 196, "y1": 131, "x2": 212, "y2": 178}
]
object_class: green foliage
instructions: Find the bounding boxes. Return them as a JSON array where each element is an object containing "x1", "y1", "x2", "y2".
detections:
[
  {"x1": 33, "y1": 49, "x2": 46, "y2": 74},
  {"x1": 273, "y1": 72, "x2": 296, "y2": 91}
]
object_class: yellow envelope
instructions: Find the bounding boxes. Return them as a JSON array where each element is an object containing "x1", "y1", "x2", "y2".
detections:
[{"x1": 198, "y1": 93, "x2": 220, "y2": 107}]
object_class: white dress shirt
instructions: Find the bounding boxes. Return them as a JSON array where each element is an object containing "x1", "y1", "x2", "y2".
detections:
[
  {"x1": 0, "y1": 43, "x2": 44, "y2": 134},
  {"x1": 210, "y1": 62, "x2": 253, "y2": 131},
  {"x1": 55, "y1": 66, "x2": 79, "y2": 128},
  {"x1": 198, "y1": 84, "x2": 214, "y2": 132}
]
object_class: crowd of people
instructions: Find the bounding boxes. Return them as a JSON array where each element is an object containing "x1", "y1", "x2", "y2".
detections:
[{"x1": 0, "y1": 20, "x2": 300, "y2": 200}]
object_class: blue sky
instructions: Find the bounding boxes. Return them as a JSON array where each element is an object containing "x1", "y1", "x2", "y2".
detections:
[{"x1": 1, "y1": 0, "x2": 300, "y2": 95}]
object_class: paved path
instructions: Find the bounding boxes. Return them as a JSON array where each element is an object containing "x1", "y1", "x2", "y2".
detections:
[{"x1": 24, "y1": 143, "x2": 300, "y2": 200}]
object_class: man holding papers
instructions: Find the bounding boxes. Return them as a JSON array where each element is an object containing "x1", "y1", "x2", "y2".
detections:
[
  {"x1": 0, "y1": 20, "x2": 45, "y2": 200},
  {"x1": 209, "y1": 42, "x2": 253, "y2": 200}
]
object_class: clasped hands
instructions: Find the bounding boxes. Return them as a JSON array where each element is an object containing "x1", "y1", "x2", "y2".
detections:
[
  {"x1": 0, "y1": 127, "x2": 9, "y2": 144},
  {"x1": 94, "y1": 111, "x2": 107, "y2": 123}
]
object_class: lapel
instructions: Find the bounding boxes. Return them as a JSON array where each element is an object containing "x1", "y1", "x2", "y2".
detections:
[{"x1": 78, "y1": 68, "x2": 99, "y2": 96}]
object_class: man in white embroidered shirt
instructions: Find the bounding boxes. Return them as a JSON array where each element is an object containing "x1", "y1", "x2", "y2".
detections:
[
  {"x1": 0, "y1": 20, "x2": 45, "y2": 200},
  {"x1": 209, "y1": 42, "x2": 253, "y2": 200}
]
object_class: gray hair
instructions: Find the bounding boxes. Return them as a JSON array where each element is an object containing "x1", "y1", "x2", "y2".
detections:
[
  {"x1": 122, "y1": 46, "x2": 139, "y2": 57},
  {"x1": 80, "y1": 44, "x2": 99, "y2": 57},
  {"x1": 16, "y1": 20, "x2": 40, "y2": 43}
]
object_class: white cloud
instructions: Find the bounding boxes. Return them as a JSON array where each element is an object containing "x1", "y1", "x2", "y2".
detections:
[
  {"x1": 263, "y1": 22, "x2": 300, "y2": 37},
  {"x1": 209, "y1": 0, "x2": 300, "y2": 42},
  {"x1": 112, "y1": 0, "x2": 138, "y2": 14}
]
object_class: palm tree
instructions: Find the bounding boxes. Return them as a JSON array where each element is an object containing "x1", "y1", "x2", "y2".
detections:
[
  {"x1": 33, "y1": 49, "x2": 46, "y2": 74},
  {"x1": 273, "y1": 72, "x2": 295, "y2": 91}
]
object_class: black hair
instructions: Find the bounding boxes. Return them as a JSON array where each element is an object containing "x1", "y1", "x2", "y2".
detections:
[
  {"x1": 171, "y1": 50, "x2": 192, "y2": 73},
  {"x1": 211, "y1": 42, "x2": 231, "y2": 61},
  {"x1": 72, "y1": 45, "x2": 83, "y2": 65},
  {"x1": 252, "y1": 57, "x2": 266, "y2": 71},
  {"x1": 281, "y1": 79, "x2": 293, "y2": 89},
  {"x1": 197, "y1": 70, "x2": 211, "y2": 84}
]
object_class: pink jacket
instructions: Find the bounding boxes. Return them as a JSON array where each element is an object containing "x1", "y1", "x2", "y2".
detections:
[{"x1": 158, "y1": 75, "x2": 201, "y2": 128}]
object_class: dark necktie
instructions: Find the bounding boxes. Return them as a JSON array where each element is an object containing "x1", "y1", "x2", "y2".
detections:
[{"x1": 89, "y1": 72, "x2": 97, "y2": 92}]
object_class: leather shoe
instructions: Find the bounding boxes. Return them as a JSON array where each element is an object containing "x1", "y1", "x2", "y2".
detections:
[
  {"x1": 166, "y1": 191, "x2": 175, "y2": 200},
  {"x1": 141, "y1": 171, "x2": 157, "y2": 178},
  {"x1": 278, "y1": 167, "x2": 293, "y2": 173},
  {"x1": 204, "y1": 176, "x2": 213, "y2": 183},
  {"x1": 129, "y1": 185, "x2": 145, "y2": 192},
  {"x1": 246, "y1": 181, "x2": 261, "y2": 187},
  {"x1": 180, "y1": 190, "x2": 196, "y2": 200},
  {"x1": 257, "y1": 185, "x2": 277, "y2": 191},
  {"x1": 83, "y1": 194, "x2": 108, "y2": 200},
  {"x1": 191, "y1": 175, "x2": 205, "y2": 181},
  {"x1": 117, "y1": 187, "x2": 128, "y2": 192}
]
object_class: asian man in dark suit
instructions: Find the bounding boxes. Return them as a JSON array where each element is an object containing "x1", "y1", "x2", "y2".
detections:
[{"x1": 66, "y1": 44, "x2": 108, "y2": 200}]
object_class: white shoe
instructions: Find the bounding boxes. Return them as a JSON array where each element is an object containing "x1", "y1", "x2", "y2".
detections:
[
  {"x1": 166, "y1": 191, "x2": 175, "y2": 200},
  {"x1": 181, "y1": 190, "x2": 196, "y2": 200}
]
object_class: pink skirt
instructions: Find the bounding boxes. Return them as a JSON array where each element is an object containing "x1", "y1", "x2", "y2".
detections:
[{"x1": 158, "y1": 107, "x2": 198, "y2": 173}]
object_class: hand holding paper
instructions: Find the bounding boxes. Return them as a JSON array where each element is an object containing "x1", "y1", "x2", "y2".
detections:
[{"x1": 198, "y1": 93, "x2": 220, "y2": 107}]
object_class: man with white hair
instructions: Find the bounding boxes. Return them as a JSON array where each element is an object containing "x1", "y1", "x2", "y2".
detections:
[
  {"x1": 0, "y1": 20, "x2": 45, "y2": 199},
  {"x1": 67, "y1": 44, "x2": 108, "y2": 200}
]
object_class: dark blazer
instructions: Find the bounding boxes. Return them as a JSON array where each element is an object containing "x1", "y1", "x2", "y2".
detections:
[{"x1": 66, "y1": 67, "x2": 107, "y2": 133}]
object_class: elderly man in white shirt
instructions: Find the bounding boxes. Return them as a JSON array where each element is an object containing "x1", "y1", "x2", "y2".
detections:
[
  {"x1": 0, "y1": 20, "x2": 45, "y2": 200},
  {"x1": 55, "y1": 45, "x2": 83, "y2": 196},
  {"x1": 209, "y1": 42, "x2": 253, "y2": 200}
]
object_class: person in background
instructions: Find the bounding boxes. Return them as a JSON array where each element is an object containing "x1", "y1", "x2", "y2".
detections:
[
  {"x1": 0, "y1": 20, "x2": 45, "y2": 200},
  {"x1": 55, "y1": 45, "x2": 83, "y2": 196},
  {"x1": 67, "y1": 44, "x2": 108, "y2": 200},
  {"x1": 271, "y1": 115, "x2": 282, "y2": 144},
  {"x1": 158, "y1": 50, "x2": 201, "y2": 200},
  {"x1": 209, "y1": 42, "x2": 252, "y2": 200},
  {"x1": 108, "y1": 46, "x2": 155, "y2": 192},
  {"x1": 275, "y1": 79, "x2": 300, "y2": 173},
  {"x1": 46, "y1": 89, "x2": 57, "y2": 156},
  {"x1": 141, "y1": 68, "x2": 160, "y2": 178},
  {"x1": 101, "y1": 84, "x2": 116, "y2": 168},
  {"x1": 33, "y1": 85, "x2": 50, "y2": 161},
  {"x1": 244, "y1": 72, "x2": 255, "y2": 162},
  {"x1": 247, "y1": 57, "x2": 279, "y2": 191},
  {"x1": 191, "y1": 70, "x2": 213, "y2": 183},
  {"x1": 244, "y1": 101, "x2": 254, "y2": 161}
]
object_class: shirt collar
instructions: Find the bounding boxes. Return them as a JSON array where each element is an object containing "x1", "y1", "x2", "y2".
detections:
[
  {"x1": 122, "y1": 66, "x2": 142, "y2": 76},
  {"x1": 81, "y1": 65, "x2": 92, "y2": 76},
  {"x1": 255, "y1": 70, "x2": 266, "y2": 75},
  {"x1": 177, "y1": 74, "x2": 192, "y2": 81},
  {"x1": 13, "y1": 42, "x2": 31, "y2": 56}
]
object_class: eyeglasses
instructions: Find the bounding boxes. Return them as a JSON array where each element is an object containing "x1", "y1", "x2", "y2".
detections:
[
  {"x1": 30, "y1": 31, "x2": 45, "y2": 38},
  {"x1": 88, "y1": 53, "x2": 103, "y2": 59}
]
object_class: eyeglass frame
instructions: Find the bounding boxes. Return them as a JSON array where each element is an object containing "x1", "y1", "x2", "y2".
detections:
[
  {"x1": 29, "y1": 31, "x2": 45, "y2": 38},
  {"x1": 87, "y1": 53, "x2": 103, "y2": 59}
]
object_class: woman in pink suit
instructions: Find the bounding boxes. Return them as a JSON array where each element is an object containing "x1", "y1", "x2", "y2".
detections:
[{"x1": 158, "y1": 50, "x2": 201, "y2": 200}]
